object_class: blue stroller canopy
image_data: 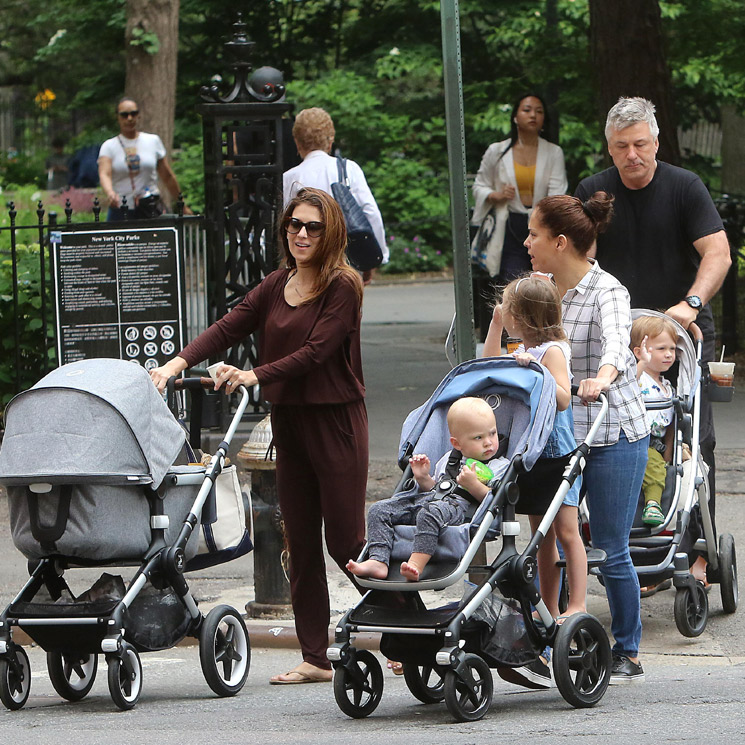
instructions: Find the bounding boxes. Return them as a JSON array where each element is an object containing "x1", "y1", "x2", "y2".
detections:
[
  {"x1": 0, "y1": 359, "x2": 185, "y2": 486},
  {"x1": 398, "y1": 357, "x2": 557, "y2": 472}
]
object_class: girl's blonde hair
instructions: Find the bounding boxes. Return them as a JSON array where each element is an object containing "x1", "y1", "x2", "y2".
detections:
[{"x1": 501, "y1": 274, "x2": 566, "y2": 344}]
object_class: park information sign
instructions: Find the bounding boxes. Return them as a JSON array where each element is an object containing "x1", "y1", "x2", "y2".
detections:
[{"x1": 52, "y1": 225, "x2": 185, "y2": 370}]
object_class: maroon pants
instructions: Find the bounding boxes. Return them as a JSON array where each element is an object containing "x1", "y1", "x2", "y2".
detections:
[{"x1": 271, "y1": 400, "x2": 368, "y2": 669}]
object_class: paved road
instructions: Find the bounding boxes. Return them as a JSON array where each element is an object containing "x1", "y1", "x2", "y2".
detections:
[{"x1": 1, "y1": 644, "x2": 744, "y2": 744}]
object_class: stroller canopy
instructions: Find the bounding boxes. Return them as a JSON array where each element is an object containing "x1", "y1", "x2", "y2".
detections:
[
  {"x1": 0, "y1": 359, "x2": 185, "y2": 486},
  {"x1": 398, "y1": 357, "x2": 557, "y2": 472}
]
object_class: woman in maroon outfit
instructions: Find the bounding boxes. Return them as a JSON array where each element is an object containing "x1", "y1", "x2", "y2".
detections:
[{"x1": 150, "y1": 188, "x2": 367, "y2": 684}]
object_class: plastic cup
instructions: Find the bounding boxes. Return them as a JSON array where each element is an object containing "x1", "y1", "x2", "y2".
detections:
[
  {"x1": 206, "y1": 361, "x2": 224, "y2": 383},
  {"x1": 506, "y1": 337, "x2": 522, "y2": 354},
  {"x1": 708, "y1": 361, "x2": 735, "y2": 387}
]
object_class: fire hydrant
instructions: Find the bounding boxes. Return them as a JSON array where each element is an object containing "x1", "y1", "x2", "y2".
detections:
[{"x1": 237, "y1": 414, "x2": 292, "y2": 616}]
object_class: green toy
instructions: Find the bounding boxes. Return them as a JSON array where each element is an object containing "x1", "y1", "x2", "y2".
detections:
[{"x1": 465, "y1": 458, "x2": 494, "y2": 484}]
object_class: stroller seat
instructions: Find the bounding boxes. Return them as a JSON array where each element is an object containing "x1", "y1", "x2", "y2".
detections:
[{"x1": 354, "y1": 357, "x2": 557, "y2": 592}]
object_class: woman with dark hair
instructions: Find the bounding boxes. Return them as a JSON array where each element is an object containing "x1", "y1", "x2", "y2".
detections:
[
  {"x1": 150, "y1": 187, "x2": 367, "y2": 685},
  {"x1": 522, "y1": 191, "x2": 650, "y2": 684},
  {"x1": 98, "y1": 96, "x2": 190, "y2": 221},
  {"x1": 471, "y1": 93, "x2": 567, "y2": 285}
]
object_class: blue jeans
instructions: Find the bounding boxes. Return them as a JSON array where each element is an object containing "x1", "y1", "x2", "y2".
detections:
[{"x1": 584, "y1": 431, "x2": 649, "y2": 658}]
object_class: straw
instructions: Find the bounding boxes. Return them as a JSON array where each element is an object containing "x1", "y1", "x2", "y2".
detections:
[{"x1": 720, "y1": 345, "x2": 725, "y2": 363}]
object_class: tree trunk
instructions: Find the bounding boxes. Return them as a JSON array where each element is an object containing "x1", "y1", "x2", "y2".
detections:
[
  {"x1": 125, "y1": 0, "x2": 179, "y2": 155},
  {"x1": 588, "y1": 0, "x2": 679, "y2": 165}
]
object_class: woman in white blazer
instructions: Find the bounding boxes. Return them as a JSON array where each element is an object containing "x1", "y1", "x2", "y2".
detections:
[{"x1": 472, "y1": 93, "x2": 567, "y2": 281}]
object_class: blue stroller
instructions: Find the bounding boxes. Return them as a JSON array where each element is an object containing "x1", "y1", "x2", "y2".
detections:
[
  {"x1": 0, "y1": 359, "x2": 253, "y2": 710},
  {"x1": 328, "y1": 357, "x2": 611, "y2": 722}
]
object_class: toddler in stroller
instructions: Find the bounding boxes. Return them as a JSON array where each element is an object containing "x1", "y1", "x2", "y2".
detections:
[
  {"x1": 348, "y1": 396, "x2": 509, "y2": 582},
  {"x1": 0, "y1": 359, "x2": 253, "y2": 711},
  {"x1": 328, "y1": 357, "x2": 612, "y2": 722}
]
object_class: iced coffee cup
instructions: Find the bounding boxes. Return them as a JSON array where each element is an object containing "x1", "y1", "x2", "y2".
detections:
[
  {"x1": 506, "y1": 338, "x2": 522, "y2": 354},
  {"x1": 708, "y1": 361, "x2": 735, "y2": 387}
]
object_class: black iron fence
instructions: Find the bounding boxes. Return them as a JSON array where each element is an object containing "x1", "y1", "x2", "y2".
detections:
[
  {"x1": 0, "y1": 197, "x2": 205, "y2": 410},
  {"x1": 713, "y1": 192, "x2": 745, "y2": 353}
]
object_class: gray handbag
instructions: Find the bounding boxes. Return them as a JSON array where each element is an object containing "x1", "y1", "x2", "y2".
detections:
[{"x1": 331, "y1": 156, "x2": 384, "y2": 271}]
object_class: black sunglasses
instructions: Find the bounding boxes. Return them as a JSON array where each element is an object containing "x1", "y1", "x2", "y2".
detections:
[
  {"x1": 118, "y1": 110, "x2": 139, "y2": 119},
  {"x1": 284, "y1": 217, "x2": 325, "y2": 238}
]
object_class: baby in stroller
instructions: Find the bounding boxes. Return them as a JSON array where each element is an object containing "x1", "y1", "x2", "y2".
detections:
[
  {"x1": 329, "y1": 357, "x2": 612, "y2": 722},
  {"x1": 347, "y1": 396, "x2": 510, "y2": 582}
]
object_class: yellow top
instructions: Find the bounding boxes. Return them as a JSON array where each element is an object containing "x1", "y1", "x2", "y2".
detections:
[{"x1": 513, "y1": 162, "x2": 536, "y2": 207}]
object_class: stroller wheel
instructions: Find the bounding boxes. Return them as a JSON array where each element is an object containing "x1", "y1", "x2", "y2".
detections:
[
  {"x1": 719, "y1": 533, "x2": 738, "y2": 614},
  {"x1": 107, "y1": 642, "x2": 142, "y2": 710},
  {"x1": 47, "y1": 651, "x2": 98, "y2": 701},
  {"x1": 403, "y1": 662, "x2": 446, "y2": 704},
  {"x1": 552, "y1": 613, "x2": 611, "y2": 708},
  {"x1": 199, "y1": 605, "x2": 251, "y2": 696},
  {"x1": 333, "y1": 649, "x2": 383, "y2": 718},
  {"x1": 444, "y1": 653, "x2": 493, "y2": 722},
  {"x1": 0, "y1": 644, "x2": 31, "y2": 711},
  {"x1": 674, "y1": 583, "x2": 709, "y2": 637}
]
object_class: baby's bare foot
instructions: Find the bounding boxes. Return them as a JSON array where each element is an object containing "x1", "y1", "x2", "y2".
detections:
[
  {"x1": 400, "y1": 561, "x2": 421, "y2": 581},
  {"x1": 347, "y1": 559, "x2": 388, "y2": 579}
]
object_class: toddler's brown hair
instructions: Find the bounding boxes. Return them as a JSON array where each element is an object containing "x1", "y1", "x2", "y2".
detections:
[{"x1": 630, "y1": 315, "x2": 679, "y2": 351}]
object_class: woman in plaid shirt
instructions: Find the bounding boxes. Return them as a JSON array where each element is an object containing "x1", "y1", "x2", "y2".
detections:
[{"x1": 524, "y1": 191, "x2": 650, "y2": 684}]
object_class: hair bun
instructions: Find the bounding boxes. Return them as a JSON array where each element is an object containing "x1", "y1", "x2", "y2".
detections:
[{"x1": 582, "y1": 191, "x2": 615, "y2": 234}]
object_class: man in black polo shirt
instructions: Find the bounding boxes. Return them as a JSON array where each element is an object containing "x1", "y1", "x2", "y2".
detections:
[{"x1": 575, "y1": 96, "x2": 731, "y2": 585}]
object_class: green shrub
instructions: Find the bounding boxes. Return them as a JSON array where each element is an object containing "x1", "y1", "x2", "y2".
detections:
[
  {"x1": 171, "y1": 142, "x2": 205, "y2": 214},
  {"x1": 0, "y1": 151, "x2": 47, "y2": 190},
  {"x1": 0, "y1": 243, "x2": 55, "y2": 408},
  {"x1": 379, "y1": 233, "x2": 451, "y2": 275}
]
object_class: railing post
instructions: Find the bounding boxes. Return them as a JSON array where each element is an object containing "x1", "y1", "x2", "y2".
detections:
[
  {"x1": 715, "y1": 194, "x2": 745, "y2": 353},
  {"x1": 9, "y1": 202, "x2": 21, "y2": 393}
]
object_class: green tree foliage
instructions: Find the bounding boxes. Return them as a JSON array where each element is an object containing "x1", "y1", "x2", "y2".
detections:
[
  {"x1": 1, "y1": 0, "x2": 743, "y2": 248},
  {"x1": 661, "y1": 0, "x2": 745, "y2": 126}
]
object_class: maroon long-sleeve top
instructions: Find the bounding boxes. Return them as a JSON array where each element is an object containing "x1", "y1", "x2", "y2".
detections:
[{"x1": 178, "y1": 269, "x2": 365, "y2": 405}]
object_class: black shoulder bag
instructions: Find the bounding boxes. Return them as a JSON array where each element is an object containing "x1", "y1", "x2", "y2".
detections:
[{"x1": 330, "y1": 156, "x2": 384, "y2": 272}]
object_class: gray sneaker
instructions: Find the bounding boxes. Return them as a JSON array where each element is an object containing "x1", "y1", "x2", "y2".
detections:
[
  {"x1": 609, "y1": 654, "x2": 645, "y2": 684},
  {"x1": 498, "y1": 657, "x2": 552, "y2": 689}
]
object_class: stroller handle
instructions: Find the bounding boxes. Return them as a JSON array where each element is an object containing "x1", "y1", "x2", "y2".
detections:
[
  {"x1": 169, "y1": 376, "x2": 216, "y2": 392},
  {"x1": 570, "y1": 386, "x2": 609, "y2": 448},
  {"x1": 688, "y1": 321, "x2": 703, "y2": 342}
]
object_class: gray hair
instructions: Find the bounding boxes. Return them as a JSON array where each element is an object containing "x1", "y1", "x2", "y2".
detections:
[{"x1": 605, "y1": 97, "x2": 659, "y2": 140}]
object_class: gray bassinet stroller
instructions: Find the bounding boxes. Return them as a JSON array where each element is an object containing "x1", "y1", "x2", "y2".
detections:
[
  {"x1": 0, "y1": 358, "x2": 252, "y2": 710},
  {"x1": 328, "y1": 357, "x2": 611, "y2": 722}
]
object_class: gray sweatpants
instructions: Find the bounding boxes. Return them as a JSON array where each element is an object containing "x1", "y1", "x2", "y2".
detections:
[{"x1": 366, "y1": 491, "x2": 470, "y2": 564}]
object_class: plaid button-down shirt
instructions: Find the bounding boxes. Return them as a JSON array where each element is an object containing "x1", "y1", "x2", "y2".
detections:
[{"x1": 562, "y1": 260, "x2": 650, "y2": 445}]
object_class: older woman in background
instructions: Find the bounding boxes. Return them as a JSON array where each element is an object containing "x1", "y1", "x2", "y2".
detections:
[{"x1": 283, "y1": 107, "x2": 387, "y2": 279}]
